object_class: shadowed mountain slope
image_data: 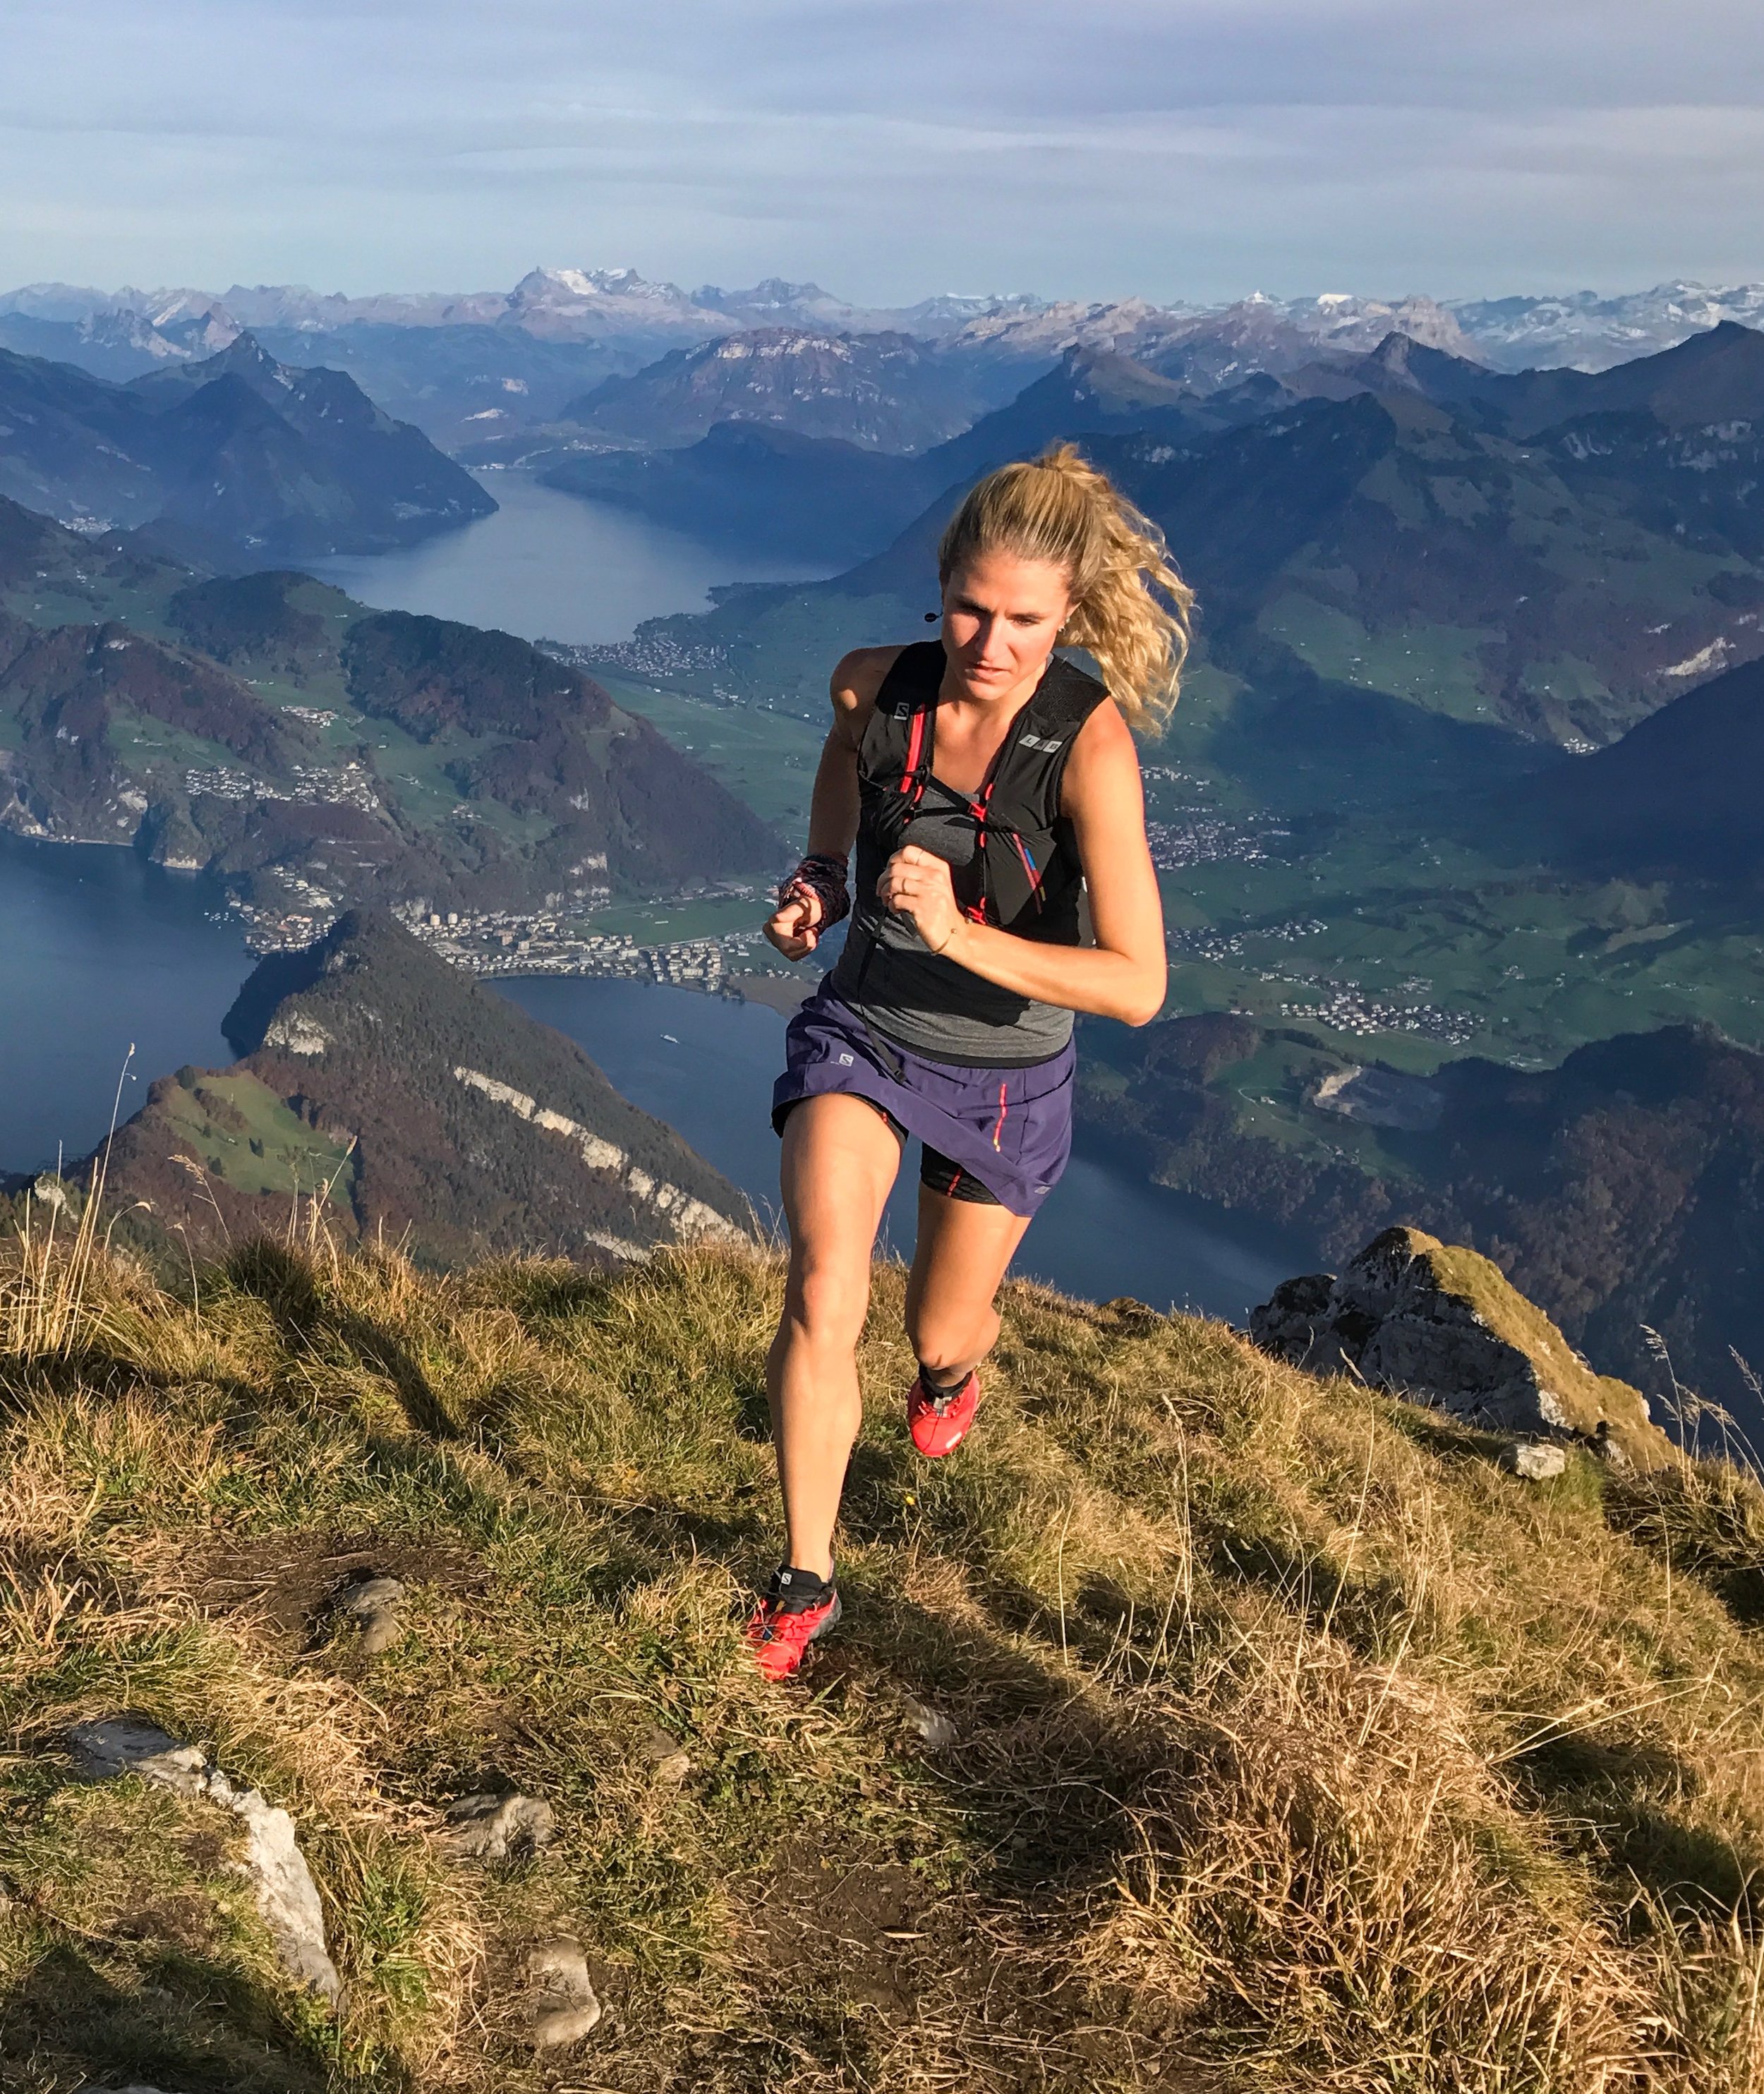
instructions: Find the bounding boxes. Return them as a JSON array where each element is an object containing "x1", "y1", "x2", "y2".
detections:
[{"x1": 1522, "y1": 651, "x2": 1764, "y2": 876}]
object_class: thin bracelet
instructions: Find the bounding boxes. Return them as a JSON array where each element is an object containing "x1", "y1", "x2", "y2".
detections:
[{"x1": 929, "y1": 921, "x2": 960, "y2": 956}]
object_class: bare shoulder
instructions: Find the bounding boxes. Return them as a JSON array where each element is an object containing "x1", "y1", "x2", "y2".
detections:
[
  {"x1": 829, "y1": 643, "x2": 907, "y2": 742},
  {"x1": 1062, "y1": 697, "x2": 1144, "y2": 803}
]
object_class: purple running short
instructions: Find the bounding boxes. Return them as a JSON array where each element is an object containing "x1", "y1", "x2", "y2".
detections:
[{"x1": 771, "y1": 981, "x2": 1075, "y2": 1218}]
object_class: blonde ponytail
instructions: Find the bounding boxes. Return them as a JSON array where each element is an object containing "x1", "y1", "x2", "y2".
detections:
[{"x1": 937, "y1": 442, "x2": 1194, "y2": 730}]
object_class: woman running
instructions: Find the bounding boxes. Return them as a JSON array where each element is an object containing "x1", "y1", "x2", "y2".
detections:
[{"x1": 747, "y1": 443, "x2": 1192, "y2": 1679}]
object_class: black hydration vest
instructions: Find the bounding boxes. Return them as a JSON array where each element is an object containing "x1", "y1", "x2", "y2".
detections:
[{"x1": 851, "y1": 640, "x2": 1107, "y2": 943}]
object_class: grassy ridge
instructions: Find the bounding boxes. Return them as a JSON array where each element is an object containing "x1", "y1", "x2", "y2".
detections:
[{"x1": 1, "y1": 1230, "x2": 1761, "y2": 2088}]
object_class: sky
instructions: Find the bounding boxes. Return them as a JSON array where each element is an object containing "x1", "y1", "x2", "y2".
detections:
[{"x1": 3, "y1": 0, "x2": 1763, "y2": 305}]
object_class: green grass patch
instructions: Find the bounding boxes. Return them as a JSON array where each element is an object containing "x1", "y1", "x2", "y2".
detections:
[
  {"x1": 159, "y1": 1071, "x2": 358, "y2": 1202},
  {"x1": 603, "y1": 677, "x2": 823, "y2": 833},
  {"x1": 1256, "y1": 593, "x2": 1502, "y2": 722}
]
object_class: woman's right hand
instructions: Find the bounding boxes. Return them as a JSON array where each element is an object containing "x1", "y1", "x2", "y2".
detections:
[{"x1": 764, "y1": 889, "x2": 823, "y2": 960}]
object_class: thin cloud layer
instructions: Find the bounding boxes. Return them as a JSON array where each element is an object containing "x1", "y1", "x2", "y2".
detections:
[{"x1": 2, "y1": 0, "x2": 1760, "y2": 300}]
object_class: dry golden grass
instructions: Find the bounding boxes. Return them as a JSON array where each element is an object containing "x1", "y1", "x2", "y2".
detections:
[{"x1": 0, "y1": 1227, "x2": 1759, "y2": 2091}]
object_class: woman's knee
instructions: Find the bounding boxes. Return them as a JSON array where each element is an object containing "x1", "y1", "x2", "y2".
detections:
[{"x1": 785, "y1": 1259, "x2": 871, "y2": 1352}]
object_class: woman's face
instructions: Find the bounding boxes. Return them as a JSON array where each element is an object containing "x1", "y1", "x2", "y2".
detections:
[{"x1": 941, "y1": 551, "x2": 1073, "y2": 698}]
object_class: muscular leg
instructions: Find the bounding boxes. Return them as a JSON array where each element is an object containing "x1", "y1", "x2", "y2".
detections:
[
  {"x1": 768, "y1": 1094, "x2": 902, "y2": 1580},
  {"x1": 903, "y1": 1184, "x2": 1032, "y2": 1388}
]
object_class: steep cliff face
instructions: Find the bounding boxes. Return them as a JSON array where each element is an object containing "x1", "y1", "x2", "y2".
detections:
[
  {"x1": 78, "y1": 909, "x2": 749, "y2": 1265},
  {"x1": 1251, "y1": 1225, "x2": 1672, "y2": 1468}
]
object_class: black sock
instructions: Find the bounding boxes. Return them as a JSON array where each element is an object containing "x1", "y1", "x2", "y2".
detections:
[
  {"x1": 918, "y1": 1362, "x2": 969, "y2": 1397},
  {"x1": 771, "y1": 1562, "x2": 834, "y2": 1610}
]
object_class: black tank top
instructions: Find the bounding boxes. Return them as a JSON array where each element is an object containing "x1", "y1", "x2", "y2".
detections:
[{"x1": 830, "y1": 641, "x2": 1108, "y2": 1065}]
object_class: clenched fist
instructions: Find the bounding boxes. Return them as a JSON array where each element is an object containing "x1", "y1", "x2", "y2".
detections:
[{"x1": 877, "y1": 845, "x2": 964, "y2": 956}]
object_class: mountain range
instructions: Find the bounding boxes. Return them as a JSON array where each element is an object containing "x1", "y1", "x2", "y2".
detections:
[
  {"x1": 18, "y1": 270, "x2": 1758, "y2": 371},
  {"x1": 599, "y1": 321, "x2": 1764, "y2": 756},
  {"x1": 11, "y1": 272, "x2": 1764, "y2": 452},
  {"x1": 0, "y1": 331, "x2": 493, "y2": 559}
]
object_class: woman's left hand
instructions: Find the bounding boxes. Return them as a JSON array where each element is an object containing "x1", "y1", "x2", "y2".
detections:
[{"x1": 878, "y1": 845, "x2": 963, "y2": 956}]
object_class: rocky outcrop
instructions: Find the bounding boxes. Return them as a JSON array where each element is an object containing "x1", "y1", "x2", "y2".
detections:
[
  {"x1": 442, "y1": 1791, "x2": 558, "y2": 1864},
  {"x1": 1250, "y1": 1226, "x2": 1673, "y2": 1469},
  {"x1": 452, "y1": 1064, "x2": 744, "y2": 1245}
]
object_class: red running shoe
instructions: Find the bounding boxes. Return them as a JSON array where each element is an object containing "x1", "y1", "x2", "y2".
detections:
[
  {"x1": 744, "y1": 1566, "x2": 842, "y2": 1682},
  {"x1": 907, "y1": 1368, "x2": 981, "y2": 1459}
]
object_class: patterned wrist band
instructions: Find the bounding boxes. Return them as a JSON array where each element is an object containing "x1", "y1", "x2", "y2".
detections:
[{"x1": 778, "y1": 852, "x2": 851, "y2": 930}]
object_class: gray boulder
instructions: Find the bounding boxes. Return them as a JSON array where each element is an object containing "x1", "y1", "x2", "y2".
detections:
[
  {"x1": 528, "y1": 1935, "x2": 603, "y2": 2047},
  {"x1": 1501, "y1": 1441, "x2": 1569, "y2": 1482},
  {"x1": 336, "y1": 1573, "x2": 406, "y2": 1656}
]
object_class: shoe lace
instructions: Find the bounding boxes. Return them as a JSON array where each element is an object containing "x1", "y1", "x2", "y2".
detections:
[{"x1": 919, "y1": 1373, "x2": 969, "y2": 1417}]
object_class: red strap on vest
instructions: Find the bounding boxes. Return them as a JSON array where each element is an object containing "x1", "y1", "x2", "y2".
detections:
[
  {"x1": 963, "y1": 775, "x2": 997, "y2": 923},
  {"x1": 899, "y1": 706, "x2": 928, "y2": 808}
]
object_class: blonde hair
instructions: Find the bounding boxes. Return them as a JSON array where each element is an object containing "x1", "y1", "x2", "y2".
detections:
[{"x1": 937, "y1": 442, "x2": 1195, "y2": 730}]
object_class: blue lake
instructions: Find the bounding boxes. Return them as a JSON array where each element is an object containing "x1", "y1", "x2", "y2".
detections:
[{"x1": 303, "y1": 469, "x2": 838, "y2": 643}]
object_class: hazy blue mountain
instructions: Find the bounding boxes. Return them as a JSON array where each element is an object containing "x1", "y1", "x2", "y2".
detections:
[
  {"x1": 541, "y1": 347, "x2": 1266, "y2": 562},
  {"x1": 555, "y1": 327, "x2": 988, "y2": 452},
  {"x1": 0, "y1": 332, "x2": 493, "y2": 559},
  {"x1": 833, "y1": 326, "x2": 1764, "y2": 749},
  {"x1": 1449, "y1": 282, "x2": 1764, "y2": 373},
  {"x1": 543, "y1": 421, "x2": 926, "y2": 564},
  {"x1": 246, "y1": 323, "x2": 635, "y2": 447}
]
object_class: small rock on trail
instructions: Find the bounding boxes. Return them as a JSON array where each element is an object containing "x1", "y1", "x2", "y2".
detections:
[
  {"x1": 528, "y1": 1935, "x2": 603, "y2": 2047},
  {"x1": 904, "y1": 1698, "x2": 956, "y2": 1750},
  {"x1": 336, "y1": 1572, "x2": 406, "y2": 1655},
  {"x1": 640, "y1": 1724, "x2": 691, "y2": 1783},
  {"x1": 1502, "y1": 1441, "x2": 1569, "y2": 1481},
  {"x1": 441, "y1": 1791, "x2": 557, "y2": 1863}
]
